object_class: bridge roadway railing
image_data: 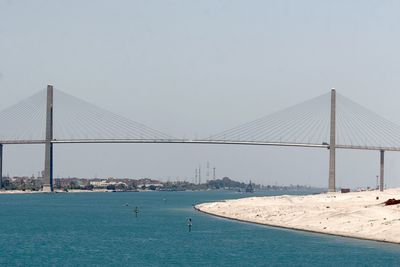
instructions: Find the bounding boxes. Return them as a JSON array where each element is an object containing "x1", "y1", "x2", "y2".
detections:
[{"x1": 2, "y1": 138, "x2": 400, "y2": 152}]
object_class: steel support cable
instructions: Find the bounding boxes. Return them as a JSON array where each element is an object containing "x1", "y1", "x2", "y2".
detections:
[
  {"x1": 259, "y1": 107, "x2": 320, "y2": 143},
  {"x1": 304, "y1": 109, "x2": 330, "y2": 144},
  {"x1": 207, "y1": 106, "x2": 297, "y2": 140},
  {"x1": 349, "y1": 109, "x2": 387, "y2": 147},
  {"x1": 74, "y1": 94, "x2": 174, "y2": 139},
  {"x1": 59, "y1": 101, "x2": 93, "y2": 140},
  {"x1": 298, "y1": 116, "x2": 327, "y2": 144},
  {"x1": 207, "y1": 113, "x2": 288, "y2": 140},
  {"x1": 343, "y1": 106, "x2": 390, "y2": 147},
  {"x1": 58, "y1": 100, "x2": 126, "y2": 140},
  {"x1": 90, "y1": 108, "x2": 167, "y2": 139},
  {"x1": 317, "y1": 119, "x2": 330, "y2": 145},
  {"x1": 222, "y1": 111, "x2": 295, "y2": 141},
  {"x1": 86, "y1": 104, "x2": 172, "y2": 140},
  {"x1": 336, "y1": 109, "x2": 352, "y2": 146},
  {"x1": 0, "y1": 104, "x2": 30, "y2": 140},
  {"x1": 270, "y1": 109, "x2": 321, "y2": 144},
  {"x1": 252, "y1": 106, "x2": 316, "y2": 140},
  {"x1": 340, "y1": 108, "x2": 363, "y2": 147},
  {"x1": 0, "y1": 90, "x2": 44, "y2": 122},
  {"x1": 84, "y1": 104, "x2": 167, "y2": 139},
  {"x1": 336, "y1": 100, "x2": 369, "y2": 146},
  {"x1": 304, "y1": 108, "x2": 328, "y2": 145},
  {"x1": 0, "y1": 90, "x2": 46, "y2": 141},
  {"x1": 337, "y1": 96, "x2": 384, "y2": 147},
  {"x1": 245, "y1": 93, "x2": 330, "y2": 141},
  {"x1": 338, "y1": 99, "x2": 386, "y2": 146},
  {"x1": 288, "y1": 98, "x2": 330, "y2": 144},
  {"x1": 207, "y1": 93, "x2": 330, "y2": 141},
  {"x1": 55, "y1": 91, "x2": 135, "y2": 139},
  {"x1": 230, "y1": 109, "x2": 305, "y2": 142},
  {"x1": 232, "y1": 95, "x2": 329, "y2": 143},
  {"x1": 335, "y1": 100, "x2": 352, "y2": 146},
  {"x1": 218, "y1": 96, "x2": 328, "y2": 142},
  {"x1": 54, "y1": 90, "x2": 173, "y2": 140},
  {"x1": 20, "y1": 99, "x2": 45, "y2": 141},
  {"x1": 55, "y1": 108, "x2": 76, "y2": 141},
  {"x1": 340, "y1": 98, "x2": 400, "y2": 147},
  {"x1": 54, "y1": 90, "x2": 161, "y2": 139},
  {"x1": 290, "y1": 103, "x2": 330, "y2": 144},
  {"x1": 354, "y1": 110, "x2": 400, "y2": 145},
  {"x1": 236, "y1": 105, "x2": 317, "y2": 142},
  {"x1": 241, "y1": 106, "x2": 321, "y2": 143},
  {"x1": 340, "y1": 106, "x2": 373, "y2": 148},
  {"x1": 102, "y1": 111, "x2": 171, "y2": 139},
  {"x1": 337, "y1": 94, "x2": 400, "y2": 145},
  {"x1": 25, "y1": 95, "x2": 46, "y2": 140}
]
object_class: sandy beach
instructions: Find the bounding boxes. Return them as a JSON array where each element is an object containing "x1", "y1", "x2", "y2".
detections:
[{"x1": 195, "y1": 189, "x2": 400, "y2": 244}]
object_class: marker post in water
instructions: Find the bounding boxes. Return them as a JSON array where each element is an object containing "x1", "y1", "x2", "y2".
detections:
[
  {"x1": 187, "y1": 218, "x2": 192, "y2": 232},
  {"x1": 134, "y1": 207, "x2": 139, "y2": 218}
]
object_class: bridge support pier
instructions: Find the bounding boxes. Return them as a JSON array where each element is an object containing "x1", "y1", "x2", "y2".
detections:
[
  {"x1": 380, "y1": 150, "x2": 385, "y2": 191},
  {"x1": 0, "y1": 144, "x2": 3, "y2": 189},
  {"x1": 328, "y1": 89, "x2": 336, "y2": 192},
  {"x1": 43, "y1": 85, "x2": 54, "y2": 192}
]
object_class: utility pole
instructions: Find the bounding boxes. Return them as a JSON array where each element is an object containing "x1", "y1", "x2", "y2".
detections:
[{"x1": 213, "y1": 167, "x2": 216, "y2": 180}]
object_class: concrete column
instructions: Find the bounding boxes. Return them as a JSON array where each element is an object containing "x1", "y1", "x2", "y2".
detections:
[
  {"x1": 380, "y1": 150, "x2": 385, "y2": 192},
  {"x1": 43, "y1": 85, "x2": 54, "y2": 192},
  {"x1": 328, "y1": 89, "x2": 336, "y2": 192},
  {"x1": 0, "y1": 144, "x2": 3, "y2": 189}
]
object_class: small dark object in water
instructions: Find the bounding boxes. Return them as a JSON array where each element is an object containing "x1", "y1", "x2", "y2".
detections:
[
  {"x1": 187, "y1": 218, "x2": 192, "y2": 232},
  {"x1": 384, "y1": 199, "x2": 400, "y2": 206},
  {"x1": 376, "y1": 197, "x2": 379, "y2": 200},
  {"x1": 134, "y1": 206, "x2": 139, "y2": 217}
]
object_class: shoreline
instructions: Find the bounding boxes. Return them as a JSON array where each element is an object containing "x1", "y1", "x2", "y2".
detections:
[
  {"x1": 0, "y1": 189, "x2": 108, "y2": 195},
  {"x1": 194, "y1": 205, "x2": 399, "y2": 245},
  {"x1": 195, "y1": 189, "x2": 400, "y2": 244}
]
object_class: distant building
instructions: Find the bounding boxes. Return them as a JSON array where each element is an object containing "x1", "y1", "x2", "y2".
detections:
[{"x1": 89, "y1": 180, "x2": 109, "y2": 187}]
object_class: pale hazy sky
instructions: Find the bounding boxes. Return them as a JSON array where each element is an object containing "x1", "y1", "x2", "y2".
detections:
[{"x1": 1, "y1": 0, "x2": 400, "y2": 188}]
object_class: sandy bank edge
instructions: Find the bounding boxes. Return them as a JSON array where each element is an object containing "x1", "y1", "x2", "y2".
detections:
[{"x1": 194, "y1": 202, "x2": 400, "y2": 245}]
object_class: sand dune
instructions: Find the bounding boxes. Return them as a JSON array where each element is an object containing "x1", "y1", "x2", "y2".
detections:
[{"x1": 195, "y1": 189, "x2": 400, "y2": 243}]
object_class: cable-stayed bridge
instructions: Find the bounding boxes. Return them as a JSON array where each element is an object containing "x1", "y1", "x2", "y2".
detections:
[{"x1": 1, "y1": 85, "x2": 400, "y2": 192}]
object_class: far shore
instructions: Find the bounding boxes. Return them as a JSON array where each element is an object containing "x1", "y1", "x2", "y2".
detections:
[
  {"x1": 0, "y1": 189, "x2": 141, "y2": 194},
  {"x1": 0, "y1": 189, "x2": 110, "y2": 194},
  {"x1": 195, "y1": 189, "x2": 400, "y2": 244}
]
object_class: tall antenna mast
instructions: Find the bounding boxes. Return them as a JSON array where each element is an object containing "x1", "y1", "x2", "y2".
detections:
[
  {"x1": 198, "y1": 165, "x2": 201, "y2": 185},
  {"x1": 206, "y1": 161, "x2": 210, "y2": 180}
]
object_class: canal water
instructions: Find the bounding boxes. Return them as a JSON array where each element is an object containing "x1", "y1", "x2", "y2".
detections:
[{"x1": 0, "y1": 191, "x2": 399, "y2": 266}]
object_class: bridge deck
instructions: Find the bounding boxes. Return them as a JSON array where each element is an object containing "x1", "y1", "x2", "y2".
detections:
[{"x1": 1, "y1": 139, "x2": 400, "y2": 151}]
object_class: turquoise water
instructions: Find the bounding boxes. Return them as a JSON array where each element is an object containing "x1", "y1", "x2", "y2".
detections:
[{"x1": 1, "y1": 191, "x2": 400, "y2": 266}]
